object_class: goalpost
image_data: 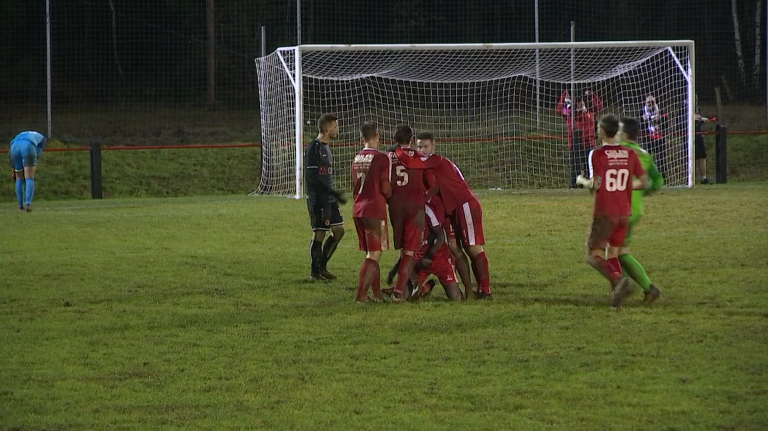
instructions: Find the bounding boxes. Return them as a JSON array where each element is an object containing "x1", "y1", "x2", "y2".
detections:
[{"x1": 254, "y1": 41, "x2": 695, "y2": 198}]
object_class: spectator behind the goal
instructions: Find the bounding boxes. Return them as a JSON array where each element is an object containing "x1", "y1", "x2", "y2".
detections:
[
  {"x1": 640, "y1": 94, "x2": 668, "y2": 179},
  {"x1": 557, "y1": 89, "x2": 602, "y2": 188},
  {"x1": 694, "y1": 93, "x2": 713, "y2": 185}
]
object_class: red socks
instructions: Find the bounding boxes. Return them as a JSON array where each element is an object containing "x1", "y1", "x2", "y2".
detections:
[
  {"x1": 356, "y1": 258, "x2": 377, "y2": 302},
  {"x1": 394, "y1": 254, "x2": 414, "y2": 294},
  {"x1": 471, "y1": 252, "x2": 491, "y2": 294}
]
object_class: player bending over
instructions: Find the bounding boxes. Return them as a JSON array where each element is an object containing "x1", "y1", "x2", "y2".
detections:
[
  {"x1": 395, "y1": 132, "x2": 491, "y2": 300},
  {"x1": 386, "y1": 125, "x2": 429, "y2": 303},
  {"x1": 576, "y1": 114, "x2": 649, "y2": 309},
  {"x1": 351, "y1": 122, "x2": 391, "y2": 303},
  {"x1": 410, "y1": 194, "x2": 463, "y2": 301},
  {"x1": 617, "y1": 117, "x2": 664, "y2": 305},
  {"x1": 306, "y1": 114, "x2": 346, "y2": 281},
  {"x1": 9, "y1": 131, "x2": 46, "y2": 212}
]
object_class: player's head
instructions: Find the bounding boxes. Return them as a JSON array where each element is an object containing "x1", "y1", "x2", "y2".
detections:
[
  {"x1": 416, "y1": 131, "x2": 436, "y2": 155},
  {"x1": 317, "y1": 114, "x2": 339, "y2": 139},
  {"x1": 598, "y1": 114, "x2": 620, "y2": 142},
  {"x1": 645, "y1": 94, "x2": 656, "y2": 108},
  {"x1": 394, "y1": 125, "x2": 414, "y2": 147},
  {"x1": 359, "y1": 121, "x2": 379, "y2": 146},
  {"x1": 576, "y1": 99, "x2": 586, "y2": 111},
  {"x1": 619, "y1": 117, "x2": 640, "y2": 142}
]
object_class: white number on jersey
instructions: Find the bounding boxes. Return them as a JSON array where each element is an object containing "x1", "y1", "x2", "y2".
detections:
[
  {"x1": 356, "y1": 171, "x2": 366, "y2": 194},
  {"x1": 395, "y1": 165, "x2": 409, "y2": 186},
  {"x1": 604, "y1": 169, "x2": 629, "y2": 192}
]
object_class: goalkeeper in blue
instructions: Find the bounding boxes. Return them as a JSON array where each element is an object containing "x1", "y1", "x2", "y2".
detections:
[
  {"x1": 8, "y1": 131, "x2": 46, "y2": 212},
  {"x1": 617, "y1": 118, "x2": 664, "y2": 305}
]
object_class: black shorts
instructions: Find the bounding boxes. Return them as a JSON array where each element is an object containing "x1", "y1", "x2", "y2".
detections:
[
  {"x1": 695, "y1": 135, "x2": 707, "y2": 160},
  {"x1": 308, "y1": 200, "x2": 343, "y2": 231}
]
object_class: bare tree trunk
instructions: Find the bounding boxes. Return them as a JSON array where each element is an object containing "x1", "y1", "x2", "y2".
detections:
[
  {"x1": 754, "y1": 0, "x2": 763, "y2": 87},
  {"x1": 732, "y1": 0, "x2": 748, "y2": 86},
  {"x1": 107, "y1": 0, "x2": 123, "y2": 76}
]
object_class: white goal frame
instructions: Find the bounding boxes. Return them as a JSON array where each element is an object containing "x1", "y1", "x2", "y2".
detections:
[{"x1": 260, "y1": 40, "x2": 695, "y2": 198}]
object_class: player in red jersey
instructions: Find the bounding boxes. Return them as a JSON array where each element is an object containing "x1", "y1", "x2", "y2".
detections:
[
  {"x1": 386, "y1": 125, "x2": 428, "y2": 303},
  {"x1": 395, "y1": 132, "x2": 491, "y2": 300},
  {"x1": 411, "y1": 194, "x2": 463, "y2": 301},
  {"x1": 576, "y1": 114, "x2": 649, "y2": 309},
  {"x1": 351, "y1": 122, "x2": 392, "y2": 303}
]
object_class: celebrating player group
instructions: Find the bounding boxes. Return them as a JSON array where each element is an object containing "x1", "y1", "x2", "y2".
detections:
[{"x1": 306, "y1": 112, "x2": 663, "y2": 309}]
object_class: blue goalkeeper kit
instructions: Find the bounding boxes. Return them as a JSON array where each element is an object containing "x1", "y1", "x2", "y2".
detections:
[{"x1": 9, "y1": 131, "x2": 46, "y2": 209}]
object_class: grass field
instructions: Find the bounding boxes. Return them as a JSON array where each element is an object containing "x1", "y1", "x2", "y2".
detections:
[{"x1": 2, "y1": 183, "x2": 767, "y2": 429}]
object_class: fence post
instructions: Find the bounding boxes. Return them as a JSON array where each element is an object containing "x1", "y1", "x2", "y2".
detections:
[
  {"x1": 90, "y1": 139, "x2": 103, "y2": 199},
  {"x1": 715, "y1": 125, "x2": 727, "y2": 184}
]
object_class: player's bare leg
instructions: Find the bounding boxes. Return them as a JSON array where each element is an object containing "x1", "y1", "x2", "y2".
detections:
[
  {"x1": 310, "y1": 230, "x2": 328, "y2": 281},
  {"x1": 442, "y1": 282, "x2": 463, "y2": 301},
  {"x1": 320, "y1": 225, "x2": 344, "y2": 280},
  {"x1": 466, "y1": 244, "x2": 492, "y2": 300},
  {"x1": 356, "y1": 250, "x2": 382, "y2": 303},
  {"x1": 447, "y1": 238, "x2": 473, "y2": 299}
]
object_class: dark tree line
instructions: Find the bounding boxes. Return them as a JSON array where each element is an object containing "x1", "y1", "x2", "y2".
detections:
[{"x1": 0, "y1": 0, "x2": 763, "y2": 108}]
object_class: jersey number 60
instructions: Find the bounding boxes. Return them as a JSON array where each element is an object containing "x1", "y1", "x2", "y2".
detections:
[{"x1": 605, "y1": 168, "x2": 629, "y2": 192}]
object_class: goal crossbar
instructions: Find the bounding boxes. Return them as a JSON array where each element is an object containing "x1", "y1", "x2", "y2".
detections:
[{"x1": 296, "y1": 40, "x2": 694, "y2": 52}]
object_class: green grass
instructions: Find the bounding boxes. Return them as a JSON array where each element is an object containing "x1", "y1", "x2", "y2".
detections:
[{"x1": 2, "y1": 184, "x2": 767, "y2": 429}]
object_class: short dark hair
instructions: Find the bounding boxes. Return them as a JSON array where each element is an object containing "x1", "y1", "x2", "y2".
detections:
[
  {"x1": 619, "y1": 117, "x2": 640, "y2": 141},
  {"x1": 416, "y1": 131, "x2": 434, "y2": 141},
  {"x1": 317, "y1": 114, "x2": 338, "y2": 133},
  {"x1": 599, "y1": 114, "x2": 620, "y2": 138},
  {"x1": 394, "y1": 125, "x2": 413, "y2": 145},
  {"x1": 359, "y1": 122, "x2": 378, "y2": 141}
]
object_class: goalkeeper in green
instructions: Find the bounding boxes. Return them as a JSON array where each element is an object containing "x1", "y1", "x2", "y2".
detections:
[{"x1": 617, "y1": 117, "x2": 664, "y2": 305}]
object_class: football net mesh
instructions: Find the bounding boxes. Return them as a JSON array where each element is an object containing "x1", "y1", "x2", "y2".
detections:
[{"x1": 254, "y1": 44, "x2": 692, "y2": 196}]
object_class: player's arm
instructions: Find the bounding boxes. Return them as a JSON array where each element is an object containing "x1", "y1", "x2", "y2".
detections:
[
  {"x1": 418, "y1": 224, "x2": 445, "y2": 270},
  {"x1": 378, "y1": 155, "x2": 392, "y2": 199},
  {"x1": 644, "y1": 161, "x2": 664, "y2": 195},
  {"x1": 556, "y1": 90, "x2": 569, "y2": 117},
  {"x1": 631, "y1": 154, "x2": 649, "y2": 190},
  {"x1": 424, "y1": 169, "x2": 439, "y2": 200},
  {"x1": 588, "y1": 91, "x2": 602, "y2": 113},
  {"x1": 576, "y1": 149, "x2": 598, "y2": 190},
  {"x1": 394, "y1": 147, "x2": 440, "y2": 170}
]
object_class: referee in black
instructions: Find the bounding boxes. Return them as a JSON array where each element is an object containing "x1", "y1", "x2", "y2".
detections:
[{"x1": 306, "y1": 114, "x2": 346, "y2": 281}]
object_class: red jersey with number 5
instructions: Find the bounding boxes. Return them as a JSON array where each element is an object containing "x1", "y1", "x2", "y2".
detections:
[
  {"x1": 352, "y1": 148, "x2": 391, "y2": 219},
  {"x1": 587, "y1": 144, "x2": 646, "y2": 217},
  {"x1": 387, "y1": 146, "x2": 426, "y2": 212},
  {"x1": 394, "y1": 147, "x2": 475, "y2": 215}
]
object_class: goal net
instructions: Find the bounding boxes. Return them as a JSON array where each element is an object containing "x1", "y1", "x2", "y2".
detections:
[{"x1": 254, "y1": 42, "x2": 694, "y2": 198}]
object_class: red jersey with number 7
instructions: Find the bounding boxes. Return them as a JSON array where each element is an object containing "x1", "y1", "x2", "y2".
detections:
[
  {"x1": 387, "y1": 146, "x2": 426, "y2": 212},
  {"x1": 587, "y1": 144, "x2": 646, "y2": 217},
  {"x1": 394, "y1": 147, "x2": 475, "y2": 215},
  {"x1": 352, "y1": 148, "x2": 391, "y2": 219}
]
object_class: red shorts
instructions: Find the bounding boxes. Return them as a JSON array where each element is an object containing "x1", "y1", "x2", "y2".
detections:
[
  {"x1": 414, "y1": 251, "x2": 457, "y2": 288},
  {"x1": 454, "y1": 198, "x2": 485, "y2": 247},
  {"x1": 586, "y1": 215, "x2": 629, "y2": 250},
  {"x1": 443, "y1": 216, "x2": 456, "y2": 241},
  {"x1": 389, "y1": 207, "x2": 424, "y2": 251},
  {"x1": 354, "y1": 217, "x2": 389, "y2": 252}
]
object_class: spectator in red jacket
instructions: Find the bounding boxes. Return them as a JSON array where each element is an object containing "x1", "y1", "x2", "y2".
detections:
[{"x1": 557, "y1": 89, "x2": 602, "y2": 188}]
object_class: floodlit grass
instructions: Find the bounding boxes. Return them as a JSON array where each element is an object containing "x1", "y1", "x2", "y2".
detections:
[{"x1": 1, "y1": 183, "x2": 767, "y2": 429}]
